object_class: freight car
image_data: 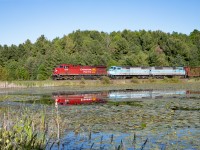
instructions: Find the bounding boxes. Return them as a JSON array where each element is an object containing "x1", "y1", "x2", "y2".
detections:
[
  {"x1": 52, "y1": 64, "x2": 200, "y2": 80},
  {"x1": 184, "y1": 67, "x2": 200, "y2": 77},
  {"x1": 52, "y1": 64, "x2": 107, "y2": 80}
]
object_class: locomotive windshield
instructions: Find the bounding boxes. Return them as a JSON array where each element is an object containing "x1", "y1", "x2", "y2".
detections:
[{"x1": 109, "y1": 66, "x2": 116, "y2": 70}]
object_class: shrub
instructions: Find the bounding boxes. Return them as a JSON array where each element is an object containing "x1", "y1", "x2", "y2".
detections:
[
  {"x1": 148, "y1": 77, "x2": 156, "y2": 83},
  {"x1": 163, "y1": 76, "x2": 181, "y2": 83},
  {"x1": 101, "y1": 76, "x2": 111, "y2": 84},
  {"x1": 163, "y1": 77, "x2": 170, "y2": 82},
  {"x1": 171, "y1": 76, "x2": 181, "y2": 83},
  {"x1": 131, "y1": 77, "x2": 140, "y2": 84},
  {"x1": 80, "y1": 78, "x2": 85, "y2": 84},
  {"x1": 194, "y1": 77, "x2": 200, "y2": 81}
]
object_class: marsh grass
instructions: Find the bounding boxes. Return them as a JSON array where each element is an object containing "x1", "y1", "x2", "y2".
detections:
[
  {"x1": 0, "y1": 113, "x2": 47, "y2": 150},
  {"x1": 9, "y1": 80, "x2": 104, "y2": 88},
  {"x1": 163, "y1": 76, "x2": 181, "y2": 83},
  {"x1": 0, "y1": 95, "x2": 9, "y2": 102},
  {"x1": 0, "y1": 105, "x2": 64, "y2": 150},
  {"x1": 1, "y1": 77, "x2": 199, "y2": 89},
  {"x1": 0, "y1": 93, "x2": 200, "y2": 149},
  {"x1": 1, "y1": 104, "x2": 150, "y2": 149},
  {"x1": 107, "y1": 101, "x2": 143, "y2": 107}
]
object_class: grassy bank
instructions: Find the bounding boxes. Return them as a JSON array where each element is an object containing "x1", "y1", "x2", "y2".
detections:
[{"x1": 0, "y1": 77, "x2": 200, "y2": 89}]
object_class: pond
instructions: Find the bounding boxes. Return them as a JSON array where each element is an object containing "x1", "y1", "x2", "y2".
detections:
[{"x1": 0, "y1": 86, "x2": 200, "y2": 149}]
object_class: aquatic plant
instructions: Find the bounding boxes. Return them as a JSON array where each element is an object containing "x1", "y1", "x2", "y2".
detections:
[{"x1": 0, "y1": 114, "x2": 47, "y2": 150}]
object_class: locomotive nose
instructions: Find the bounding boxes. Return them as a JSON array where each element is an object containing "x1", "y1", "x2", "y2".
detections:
[
  {"x1": 53, "y1": 69, "x2": 58, "y2": 75},
  {"x1": 107, "y1": 68, "x2": 114, "y2": 76}
]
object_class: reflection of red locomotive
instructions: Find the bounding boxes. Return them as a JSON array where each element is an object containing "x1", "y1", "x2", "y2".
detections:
[
  {"x1": 53, "y1": 93, "x2": 107, "y2": 105},
  {"x1": 53, "y1": 89, "x2": 200, "y2": 105}
]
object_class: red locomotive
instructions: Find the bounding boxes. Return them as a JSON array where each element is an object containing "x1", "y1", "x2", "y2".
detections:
[{"x1": 52, "y1": 64, "x2": 107, "y2": 80}]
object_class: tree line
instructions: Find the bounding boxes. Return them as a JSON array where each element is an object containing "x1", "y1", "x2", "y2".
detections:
[{"x1": 0, "y1": 29, "x2": 200, "y2": 80}]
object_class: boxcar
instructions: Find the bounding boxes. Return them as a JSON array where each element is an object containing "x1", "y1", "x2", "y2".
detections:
[{"x1": 184, "y1": 67, "x2": 200, "y2": 77}]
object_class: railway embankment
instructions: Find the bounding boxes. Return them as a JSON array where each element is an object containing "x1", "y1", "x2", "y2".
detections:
[{"x1": 0, "y1": 78, "x2": 199, "y2": 89}]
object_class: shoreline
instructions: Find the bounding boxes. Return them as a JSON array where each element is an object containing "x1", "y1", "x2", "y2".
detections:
[{"x1": 0, "y1": 78, "x2": 199, "y2": 89}]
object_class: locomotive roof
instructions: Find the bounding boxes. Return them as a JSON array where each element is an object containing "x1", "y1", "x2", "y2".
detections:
[{"x1": 57, "y1": 64, "x2": 106, "y2": 68}]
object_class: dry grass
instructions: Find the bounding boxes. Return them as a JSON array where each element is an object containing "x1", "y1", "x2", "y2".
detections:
[{"x1": 0, "y1": 77, "x2": 199, "y2": 89}]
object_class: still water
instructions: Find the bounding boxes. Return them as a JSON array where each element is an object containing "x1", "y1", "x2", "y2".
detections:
[{"x1": 0, "y1": 87, "x2": 200, "y2": 149}]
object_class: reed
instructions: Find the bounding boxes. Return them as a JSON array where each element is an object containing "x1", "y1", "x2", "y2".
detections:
[
  {"x1": 0, "y1": 114, "x2": 47, "y2": 150},
  {"x1": 0, "y1": 106, "x2": 55, "y2": 150}
]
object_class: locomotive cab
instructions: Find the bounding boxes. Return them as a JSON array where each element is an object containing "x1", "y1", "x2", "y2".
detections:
[
  {"x1": 52, "y1": 64, "x2": 70, "y2": 80},
  {"x1": 108, "y1": 66, "x2": 123, "y2": 78}
]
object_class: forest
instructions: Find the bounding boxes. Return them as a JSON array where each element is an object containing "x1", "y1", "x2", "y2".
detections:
[{"x1": 0, "y1": 29, "x2": 200, "y2": 80}]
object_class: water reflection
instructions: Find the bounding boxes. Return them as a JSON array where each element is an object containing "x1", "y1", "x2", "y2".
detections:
[
  {"x1": 52, "y1": 89, "x2": 200, "y2": 106},
  {"x1": 48, "y1": 128, "x2": 200, "y2": 150},
  {"x1": 53, "y1": 93, "x2": 107, "y2": 105},
  {"x1": 109, "y1": 89, "x2": 186, "y2": 100}
]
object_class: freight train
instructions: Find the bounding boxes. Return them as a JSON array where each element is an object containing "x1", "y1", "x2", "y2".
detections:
[{"x1": 52, "y1": 64, "x2": 200, "y2": 80}]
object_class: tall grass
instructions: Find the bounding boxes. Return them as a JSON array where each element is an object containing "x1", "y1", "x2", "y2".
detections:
[
  {"x1": 0, "y1": 114, "x2": 47, "y2": 150},
  {"x1": 163, "y1": 76, "x2": 181, "y2": 83}
]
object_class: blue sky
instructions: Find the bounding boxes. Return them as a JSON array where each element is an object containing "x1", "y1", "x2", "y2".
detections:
[{"x1": 0, "y1": 0, "x2": 199, "y2": 45}]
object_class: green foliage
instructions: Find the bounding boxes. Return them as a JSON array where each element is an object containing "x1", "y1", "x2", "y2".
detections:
[
  {"x1": 4, "y1": 60, "x2": 19, "y2": 81},
  {"x1": 140, "y1": 122, "x2": 147, "y2": 129},
  {"x1": 0, "y1": 29, "x2": 200, "y2": 80},
  {"x1": 15, "y1": 67, "x2": 29, "y2": 80},
  {"x1": 0, "y1": 66, "x2": 9, "y2": 81}
]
